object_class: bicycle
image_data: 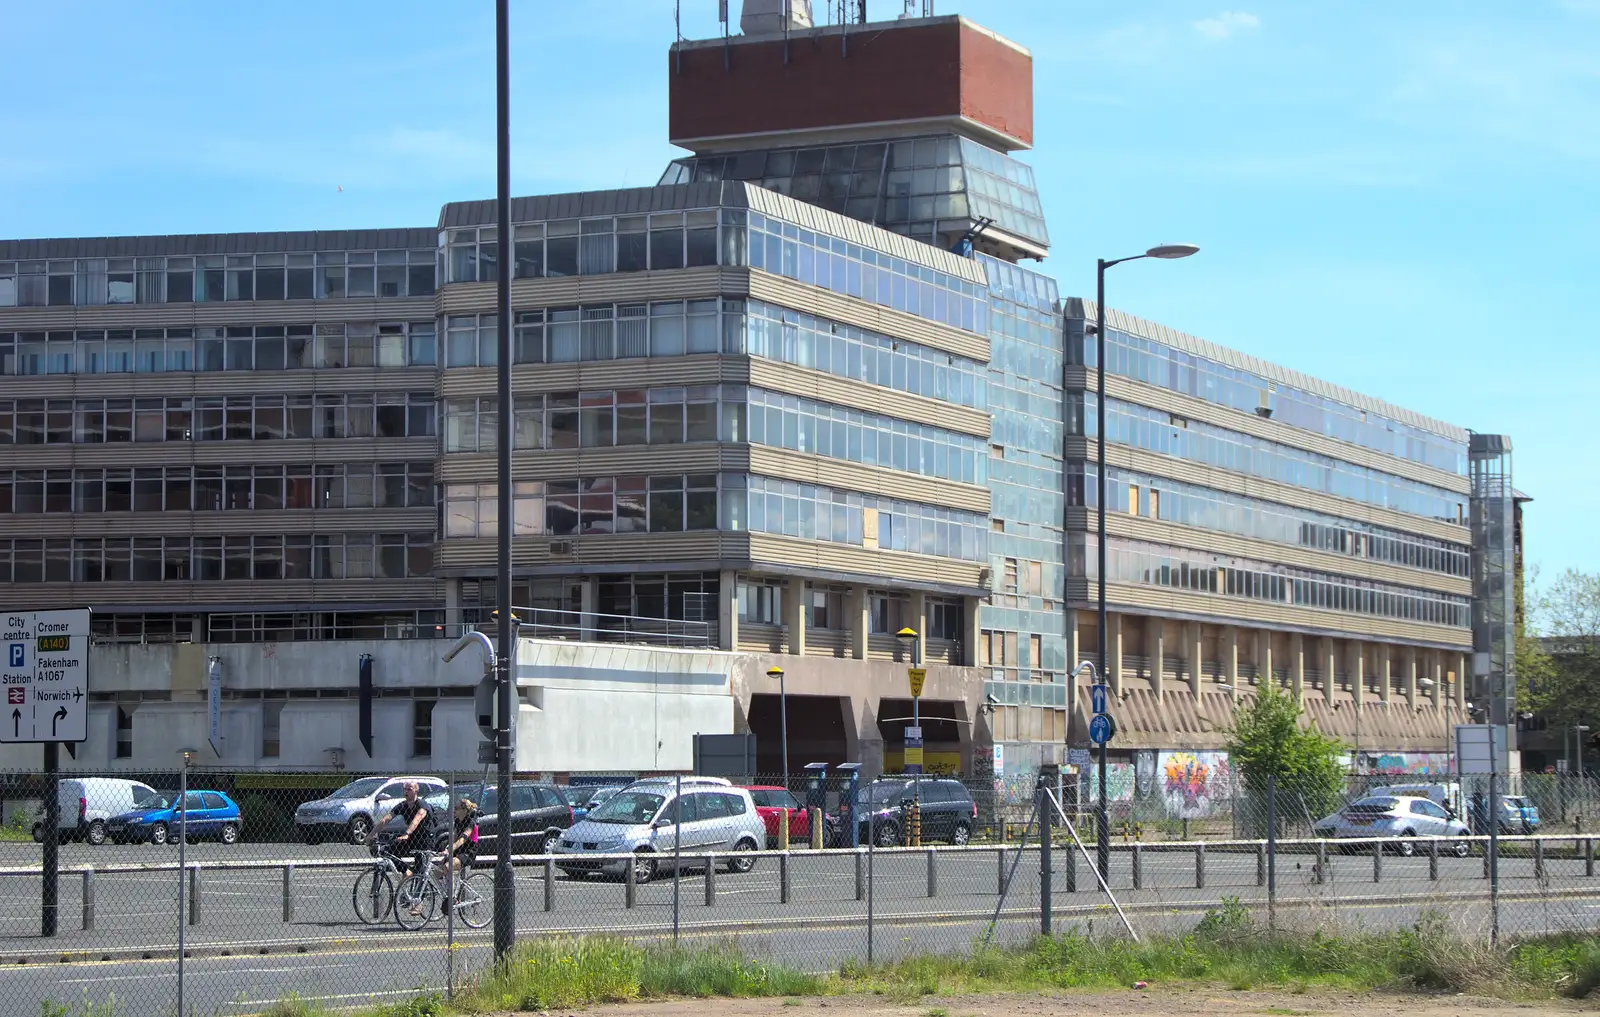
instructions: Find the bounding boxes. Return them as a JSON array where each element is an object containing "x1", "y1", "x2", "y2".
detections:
[
  {"x1": 394, "y1": 850, "x2": 492, "y2": 931},
  {"x1": 351, "y1": 836, "x2": 411, "y2": 924}
]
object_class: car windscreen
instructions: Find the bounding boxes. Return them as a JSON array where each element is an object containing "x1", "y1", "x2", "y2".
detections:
[
  {"x1": 586, "y1": 791, "x2": 665, "y2": 824},
  {"x1": 328, "y1": 777, "x2": 388, "y2": 800},
  {"x1": 133, "y1": 787, "x2": 165, "y2": 807},
  {"x1": 864, "y1": 783, "x2": 908, "y2": 803},
  {"x1": 1345, "y1": 798, "x2": 1399, "y2": 813}
]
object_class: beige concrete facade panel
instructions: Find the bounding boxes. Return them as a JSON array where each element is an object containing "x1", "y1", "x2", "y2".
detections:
[
  {"x1": 0, "y1": 298, "x2": 435, "y2": 330},
  {"x1": 435, "y1": 531, "x2": 742, "y2": 572},
  {"x1": 436, "y1": 266, "x2": 739, "y2": 316},
  {"x1": 1, "y1": 368, "x2": 439, "y2": 400},
  {"x1": 747, "y1": 358, "x2": 991, "y2": 438},
  {"x1": 438, "y1": 355, "x2": 736, "y2": 398},
  {"x1": 747, "y1": 531, "x2": 985, "y2": 590}
]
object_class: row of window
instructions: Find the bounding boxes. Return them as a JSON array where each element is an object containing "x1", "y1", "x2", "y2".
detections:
[
  {"x1": 0, "y1": 322, "x2": 438, "y2": 376},
  {"x1": 441, "y1": 475, "x2": 723, "y2": 538},
  {"x1": 1076, "y1": 325, "x2": 1467, "y2": 475},
  {"x1": 443, "y1": 301, "x2": 728, "y2": 367},
  {"x1": 441, "y1": 386, "x2": 987, "y2": 487},
  {"x1": 0, "y1": 463, "x2": 433, "y2": 515},
  {"x1": 735, "y1": 575, "x2": 963, "y2": 637},
  {"x1": 0, "y1": 533, "x2": 434, "y2": 584},
  {"x1": 1069, "y1": 464, "x2": 1471, "y2": 577},
  {"x1": 741, "y1": 475, "x2": 987, "y2": 562},
  {"x1": 443, "y1": 212, "x2": 722, "y2": 283},
  {"x1": 0, "y1": 393, "x2": 437, "y2": 445},
  {"x1": 738, "y1": 299, "x2": 986, "y2": 408},
  {"x1": 0, "y1": 251, "x2": 436, "y2": 308},
  {"x1": 1084, "y1": 535, "x2": 1471, "y2": 629},
  {"x1": 1080, "y1": 395, "x2": 1466, "y2": 523},
  {"x1": 747, "y1": 210, "x2": 986, "y2": 335}
]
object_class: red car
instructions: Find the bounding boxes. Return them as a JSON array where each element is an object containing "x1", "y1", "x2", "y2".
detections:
[{"x1": 742, "y1": 786, "x2": 811, "y2": 847}]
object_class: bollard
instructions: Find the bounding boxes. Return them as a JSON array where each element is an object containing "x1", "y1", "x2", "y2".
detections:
[
  {"x1": 625, "y1": 855, "x2": 637, "y2": 909},
  {"x1": 780, "y1": 853, "x2": 791, "y2": 904},
  {"x1": 1373, "y1": 839, "x2": 1383, "y2": 883},
  {"x1": 81, "y1": 869, "x2": 94, "y2": 932},
  {"x1": 544, "y1": 858, "x2": 555, "y2": 912},
  {"x1": 1535, "y1": 839, "x2": 1546, "y2": 881},
  {"x1": 1256, "y1": 842, "x2": 1266, "y2": 887},
  {"x1": 926, "y1": 848, "x2": 937, "y2": 897},
  {"x1": 705, "y1": 855, "x2": 717, "y2": 905},
  {"x1": 1587, "y1": 838, "x2": 1595, "y2": 878},
  {"x1": 1195, "y1": 842, "x2": 1205, "y2": 890},
  {"x1": 1483, "y1": 840, "x2": 1491, "y2": 879},
  {"x1": 1316, "y1": 842, "x2": 1328, "y2": 885},
  {"x1": 282, "y1": 864, "x2": 294, "y2": 923},
  {"x1": 779, "y1": 810, "x2": 790, "y2": 851},
  {"x1": 997, "y1": 847, "x2": 1008, "y2": 894},
  {"x1": 1064, "y1": 841, "x2": 1076, "y2": 893},
  {"x1": 855, "y1": 850, "x2": 865, "y2": 901},
  {"x1": 811, "y1": 808, "x2": 824, "y2": 851},
  {"x1": 1132, "y1": 842, "x2": 1143, "y2": 890},
  {"x1": 188, "y1": 865, "x2": 200, "y2": 926},
  {"x1": 909, "y1": 801, "x2": 922, "y2": 847},
  {"x1": 1429, "y1": 838, "x2": 1439, "y2": 881}
]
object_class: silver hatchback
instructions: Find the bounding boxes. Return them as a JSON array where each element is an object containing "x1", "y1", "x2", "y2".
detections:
[
  {"x1": 1313, "y1": 795, "x2": 1471, "y2": 856},
  {"x1": 552, "y1": 782, "x2": 765, "y2": 883}
]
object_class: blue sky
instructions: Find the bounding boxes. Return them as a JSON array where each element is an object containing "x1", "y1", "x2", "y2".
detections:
[{"x1": 2, "y1": 1, "x2": 1594, "y2": 581}]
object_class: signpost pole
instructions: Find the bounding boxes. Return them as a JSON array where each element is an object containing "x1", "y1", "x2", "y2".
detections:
[{"x1": 41, "y1": 741, "x2": 58, "y2": 937}]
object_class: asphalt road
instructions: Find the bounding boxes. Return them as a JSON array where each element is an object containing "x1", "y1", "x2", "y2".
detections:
[{"x1": 2, "y1": 839, "x2": 1596, "y2": 1017}]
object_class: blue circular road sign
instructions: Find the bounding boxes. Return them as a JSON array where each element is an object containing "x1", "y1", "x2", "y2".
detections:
[{"x1": 1088, "y1": 713, "x2": 1117, "y2": 746}]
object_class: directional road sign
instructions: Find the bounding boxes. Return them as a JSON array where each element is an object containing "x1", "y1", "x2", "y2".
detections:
[
  {"x1": 1088, "y1": 713, "x2": 1117, "y2": 746},
  {"x1": 1090, "y1": 683, "x2": 1108, "y2": 716},
  {"x1": 0, "y1": 610, "x2": 89, "y2": 744}
]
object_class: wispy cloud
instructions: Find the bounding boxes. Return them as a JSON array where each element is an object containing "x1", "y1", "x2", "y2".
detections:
[{"x1": 1193, "y1": 11, "x2": 1260, "y2": 41}]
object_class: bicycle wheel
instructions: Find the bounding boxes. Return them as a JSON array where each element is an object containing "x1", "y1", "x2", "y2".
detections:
[
  {"x1": 394, "y1": 873, "x2": 439, "y2": 931},
  {"x1": 351, "y1": 868, "x2": 395, "y2": 925},
  {"x1": 453, "y1": 871, "x2": 493, "y2": 929}
]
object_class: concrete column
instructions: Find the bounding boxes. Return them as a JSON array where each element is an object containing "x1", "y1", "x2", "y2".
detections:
[
  {"x1": 963, "y1": 596, "x2": 982, "y2": 668},
  {"x1": 1378, "y1": 645, "x2": 1392, "y2": 703},
  {"x1": 848, "y1": 585, "x2": 869, "y2": 661},
  {"x1": 1149, "y1": 618, "x2": 1165, "y2": 700},
  {"x1": 1432, "y1": 654, "x2": 1444, "y2": 711},
  {"x1": 1255, "y1": 629, "x2": 1272, "y2": 689},
  {"x1": 910, "y1": 590, "x2": 927, "y2": 663},
  {"x1": 1323, "y1": 637, "x2": 1337, "y2": 706},
  {"x1": 579, "y1": 576, "x2": 598, "y2": 641},
  {"x1": 1187, "y1": 623, "x2": 1203, "y2": 696},
  {"x1": 1291, "y1": 633, "x2": 1305, "y2": 703},
  {"x1": 717, "y1": 569, "x2": 739, "y2": 651},
  {"x1": 1405, "y1": 649, "x2": 1418, "y2": 709},
  {"x1": 444, "y1": 578, "x2": 463, "y2": 634},
  {"x1": 1350, "y1": 641, "x2": 1365, "y2": 712},
  {"x1": 1456, "y1": 653, "x2": 1468, "y2": 708},
  {"x1": 783, "y1": 577, "x2": 806, "y2": 656},
  {"x1": 1108, "y1": 613, "x2": 1124, "y2": 696},
  {"x1": 1224, "y1": 627, "x2": 1239, "y2": 697}
]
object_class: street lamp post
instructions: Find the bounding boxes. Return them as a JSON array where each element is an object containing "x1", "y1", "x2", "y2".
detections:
[
  {"x1": 1577, "y1": 724, "x2": 1591, "y2": 778},
  {"x1": 767, "y1": 666, "x2": 788, "y2": 785},
  {"x1": 896, "y1": 627, "x2": 924, "y2": 786},
  {"x1": 1093, "y1": 244, "x2": 1198, "y2": 880}
]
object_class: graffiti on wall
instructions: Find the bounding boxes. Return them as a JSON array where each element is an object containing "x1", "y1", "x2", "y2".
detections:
[
  {"x1": 1360, "y1": 752, "x2": 1453, "y2": 776},
  {"x1": 1156, "y1": 751, "x2": 1234, "y2": 819},
  {"x1": 1084, "y1": 763, "x2": 1135, "y2": 802}
]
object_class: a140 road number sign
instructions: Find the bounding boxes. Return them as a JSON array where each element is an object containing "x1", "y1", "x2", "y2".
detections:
[{"x1": 0, "y1": 610, "x2": 89, "y2": 744}]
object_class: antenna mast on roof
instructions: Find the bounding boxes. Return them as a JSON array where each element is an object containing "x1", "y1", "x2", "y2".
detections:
[
  {"x1": 720, "y1": 0, "x2": 730, "y2": 69},
  {"x1": 674, "y1": 0, "x2": 682, "y2": 73}
]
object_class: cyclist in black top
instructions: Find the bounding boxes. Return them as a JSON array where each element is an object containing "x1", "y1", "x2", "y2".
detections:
[{"x1": 372, "y1": 781, "x2": 433, "y2": 879}]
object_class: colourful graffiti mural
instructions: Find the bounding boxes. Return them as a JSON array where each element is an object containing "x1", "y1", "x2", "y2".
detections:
[
  {"x1": 1084, "y1": 763, "x2": 1135, "y2": 802},
  {"x1": 1359, "y1": 752, "x2": 1453, "y2": 776},
  {"x1": 1157, "y1": 751, "x2": 1233, "y2": 819}
]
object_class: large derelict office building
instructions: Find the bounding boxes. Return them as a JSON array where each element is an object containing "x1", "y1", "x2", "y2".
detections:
[{"x1": 0, "y1": 6, "x2": 1516, "y2": 779}]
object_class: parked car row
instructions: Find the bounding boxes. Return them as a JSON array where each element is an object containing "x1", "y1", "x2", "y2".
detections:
[
  {"x1": 1312, "y1": 785, "x2": 1543, "y2": 854},
  {"x1": 29, "y1": 778, "x2": 242, "y2": 846}
]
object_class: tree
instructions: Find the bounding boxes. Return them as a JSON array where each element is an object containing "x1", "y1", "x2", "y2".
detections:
[
  {"x1": 1226, "y1": 682, "x2": 1347, "y2": 830},
  {"x1": 1524, "y1": 568, "x2": 1600, "y2": 749}
]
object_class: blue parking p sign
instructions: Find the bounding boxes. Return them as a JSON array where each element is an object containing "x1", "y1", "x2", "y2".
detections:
[{"x1": 7, "y1": 644, "x2": 21, "y2": 668}]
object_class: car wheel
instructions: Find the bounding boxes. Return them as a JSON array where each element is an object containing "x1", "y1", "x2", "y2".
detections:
[
  {"x1": 631, "y1": 850, "x2": 656, "y2": 884},
  {"x1": 1397, "y1": 832, "x2": 1416, "y2": 857},
  {"x1": 950, "y1": 821, "x2": 971, "y2": 846},
  {"x1": 346, "y1": 815, "x2": 372, "y2": 845},
  {"x1": 150, "y1": 822, "x2": 169, "y2": 846},
  {"x1": 1452, "y1": 839, "x2": 1471, "y2": 858},
  {"x1": 874, "y1": 821, "x2": 900, "y2": 848},
  {"x1": 85, "y1": 820, "x2": 107, "y2": 846},
  {"x1": 726, "y1": 838, "x2": 759, "y2": 874},
  {"x1": 219, "y1": 822, "x2": 239, "y2": 845},
  {"x1": 31, "y1": 823, "x2": 45, "y2": 844}
]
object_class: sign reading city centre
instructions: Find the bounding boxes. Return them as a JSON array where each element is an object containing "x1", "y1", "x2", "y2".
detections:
[{"x1": 0, "y1": 610, "x2": 89, "y2": 744}]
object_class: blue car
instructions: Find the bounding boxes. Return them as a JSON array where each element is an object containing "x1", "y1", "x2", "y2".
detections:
[{"x1": 107, "y1": 790, "x2": 243, "y2": 846}]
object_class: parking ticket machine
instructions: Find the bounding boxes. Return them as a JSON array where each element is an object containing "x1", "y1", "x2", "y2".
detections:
[
  {"x1": 835, "y1": 763, "x2": 862, "y2": 848},
  {"x1": 803, "y1": 762, "x2": 829, "y2": 816}
]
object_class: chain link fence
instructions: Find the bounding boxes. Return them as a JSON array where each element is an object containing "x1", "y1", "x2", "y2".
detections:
[{"x1": 2, "y1": 767, "x2": 1599, "y2": 1015}]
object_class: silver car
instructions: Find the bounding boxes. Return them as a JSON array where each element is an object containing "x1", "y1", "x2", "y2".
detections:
[
  {"x1": 552, "y1": 782, "x2": 764, "y2": 883},
  {"x1": 294, "y1": 775, "x2": 447, "y2": 845},
  {"x1": 1313, "y1": 795, "x2": 1471, "y2": 856}
]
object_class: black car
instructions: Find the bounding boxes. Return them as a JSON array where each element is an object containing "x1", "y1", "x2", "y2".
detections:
[
  {"x1": 463, "y1": 782, "x2": 574, "y2": 854},
  {"x1": 851, "y1": 778, "x2": 976, "y2": 846}
]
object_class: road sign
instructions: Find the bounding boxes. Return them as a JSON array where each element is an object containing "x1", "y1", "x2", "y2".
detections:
[
  {"x1": 0, "y1": 610, "x2": 89, "y2": 745},
  {"x1": 904, "y1": 725, "x2": 924, "y2": 774},
  {"x1": 1088, "y1": 713, "x2": 1117, "y2": 746},
  {"x1": 1456, "y1": 723, "x2": 1508, "y2": 775},
  {"x1": 1090, "y1": 683, "x2": 1108, "y2": 716},
  {"x1": 907, "y1": 667, "x2": 926, "y2": 697}
]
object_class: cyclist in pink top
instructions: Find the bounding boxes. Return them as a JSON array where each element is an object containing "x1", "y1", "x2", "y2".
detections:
[{"x1": 436, "y1": 797, "x2": 479, "y2": 902}]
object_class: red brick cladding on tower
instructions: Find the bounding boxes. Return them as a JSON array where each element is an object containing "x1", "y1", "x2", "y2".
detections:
[{"x1": 669, "y1": 20, "x2": 1033, "y2": 149}]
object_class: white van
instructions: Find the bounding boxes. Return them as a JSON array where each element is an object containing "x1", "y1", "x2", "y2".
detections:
[
  {"x1": 1380, "y1": 782, "x2": 1463, "y2": 818},
  {"x1": 32, "y1": 778, "x2": 162, "y2": 845}
]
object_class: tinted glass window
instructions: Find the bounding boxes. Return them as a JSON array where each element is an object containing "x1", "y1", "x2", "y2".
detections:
[
  {"x1": 201, "y1": 793, "x2": 227, "y2": 810},
  {"x1": 746, "y1": 789, "x2": 772, "y2": 808},
  {"x1": 778, "y1": 791, "x2": 801, "y2": 811},
  {"x1": 725, "y1": 793, "x2": 748, "y2": 815},
  {"x1": 919, "y1": 783, "x2": 950, "y2": 803},
  {"x1": 377, "y1": 782, "x2": 406, "y2": 800},
  {"x1": 699, "y1": 793, "x2": 732, "y2": 819},
  {"x1": 511, "y1": 786, "x2": 537, "y2": 810},
  {"x1": 661, "y1": 794, "x2": 699, "y2": 824},
  {"x1": 183, "y1": 792, "x2": 206, "y2": 810}
]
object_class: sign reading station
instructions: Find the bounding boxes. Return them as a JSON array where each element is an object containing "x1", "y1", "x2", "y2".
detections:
[{"x1": 0, "y1": 610, "x2": 90, "y2": 745}]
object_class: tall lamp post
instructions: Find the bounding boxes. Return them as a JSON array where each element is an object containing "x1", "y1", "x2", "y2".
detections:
[
  {"x1": 1092, "y1": 244, "x2": 1199, "y2": 880},
  {"x1": 492, "y1": 0, "x2": 516, "y2": 962},
  {"x1": 767, "y1": 666, "x2": 789, "y2": 785}
]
